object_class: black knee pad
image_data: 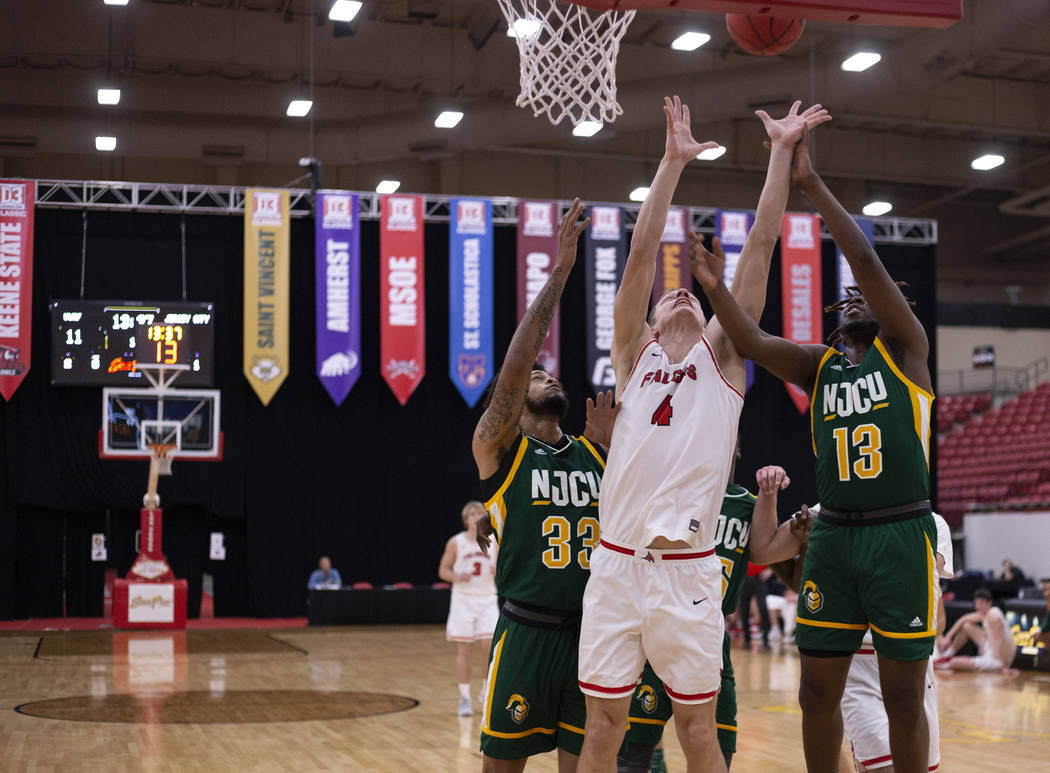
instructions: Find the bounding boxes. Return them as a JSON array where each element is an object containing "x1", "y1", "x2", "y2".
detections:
[{"x1": 615, "y1": 743, "x2": 655, "y2": 773}]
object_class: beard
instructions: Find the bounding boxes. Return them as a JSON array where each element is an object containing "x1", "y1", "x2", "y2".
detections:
[
  {"x1": 840, "y1": 317, "x2": 879, "y2": 342},
  {"x1": 524, "y1": 390, "x2": 569, "y2": 420}
]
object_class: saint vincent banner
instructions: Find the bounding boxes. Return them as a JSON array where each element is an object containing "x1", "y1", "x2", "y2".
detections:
[
  {"x1": 781, "y1": 213, "x2": 823, "y2": 414},
  {"x1": 449, "y1": 198, "x2": 493, "y2": 408},
  {"x1": 650, "y1": 207, "x2": 690, "y2": 307},
  {"x1": 315, "y1": 191, "x2": 362, "y2": 406},
  {"x1": 380, "y1": 194, "x2": 425, "y2": 405},
  {"x1": 516, "y1": 201, "x2": 560, "y2": 377},
  {"x1": 243, "y1": 189, "x2": 290, "y2": 406},
  {"x1": 585, "y1": 205, "x2": 626, "y2": 393},
  {"x1": 0, "y1": 180, "x2": 33, "y2": 400}
]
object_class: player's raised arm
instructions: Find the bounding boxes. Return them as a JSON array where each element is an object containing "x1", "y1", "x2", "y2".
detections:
[
  {"x1": 691, "y1": 232, "x2": 827, "y2": 394},
  {"x1": 792, "y1": 132, "x2": 931, "y2": 390},
  {"x1": 472, "y1": 199, "x2": 589, "y2": 479},
  {"x1": 611, "y1": 96, "x2": 718, "y2": 391}
]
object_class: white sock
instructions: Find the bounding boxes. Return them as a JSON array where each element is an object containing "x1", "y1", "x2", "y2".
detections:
[
  {"x1": 459, "y1": 683, "x2": 471, "y2": 699},
  {"x1": 478, "y1": 679, "x2": 487, "y2": 697}
]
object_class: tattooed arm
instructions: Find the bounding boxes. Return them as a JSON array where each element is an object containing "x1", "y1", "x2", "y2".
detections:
[{"x1": 472, "y1": 199, "x2": 589, "y2": 479}]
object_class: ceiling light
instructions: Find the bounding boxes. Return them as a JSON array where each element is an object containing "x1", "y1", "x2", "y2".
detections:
[
  {"x1": 629, "y1": 187, "x2": 650, "y2": 202},
  {"x1": 376, "y1": 180, "x2": 401, "y2": 194},
  {"x1": 97, "y1": 88, "x2": 121, "y2": 105},
  {"x1": 328, "y1": 1, "x2": 362, "y2": 22},
  {"x1": 103, "y1": 0, "x2": 130, "y2": 6},
  {"x1": 841, "y1": 52, "x2": 881, "y2": 72},
  {"x1": 434, "y1": 110, "x2": 464, "y2": 128},
  {"x1": 506, "y1": 18, "x2": 542, "y2": 39},
  {"x1": 862, "y1": 201, "x2": 892, "y2": 217},
  {"x1": 286, "y1": 99, "x2": 313, "y2": 117},
  {"x1": 971, "y1": 153, "x2": 1005, "y2": 171},
  {"x1": 671, "y1": 32, "x2": 711, "y2": 51},
  {"x1": 697, "y1": 145, "x2": 727, "y2": 161},
  {"x1": 95, "y1": 136, "x2": 117, "y2": 152},
  {"x1": 572, "y1": 121, "x2": 602, "y2": 138}
]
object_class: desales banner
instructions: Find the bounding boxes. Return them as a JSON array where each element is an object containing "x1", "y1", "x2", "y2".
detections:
[
  {"x1": 516, "y1": 201, "x2": 560, "y2": 377},
  {"x1": 449, "y1": 198, "x2": 494, "y2": 408},
  {"x1": 781, "y1": 213, "x2": 823, "y2": 414},
  {"x1": 315, "y1": 191, "x2": 362, "y2": 406},
  {"x1": 380, "y1": 194, "x2": 425, "y2": 405},
  {"x1": 585, "y1": 205, "x2": 626, "y2": 393},
  {"x1": 0, "y1": 180, "x2": 33, "y2": 400}
]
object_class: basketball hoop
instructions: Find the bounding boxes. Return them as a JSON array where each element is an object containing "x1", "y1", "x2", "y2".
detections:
[
  {"x1": 149, "y1": 444, "x2": 177, "y2": 477},
  {"x1": 496, "y1": 0, "x2": 636, "y2": 127}
]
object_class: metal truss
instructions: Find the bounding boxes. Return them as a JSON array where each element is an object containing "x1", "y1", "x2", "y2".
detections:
[{"x1": 33, "y1": 179, "x2": 937, "y2": 245}]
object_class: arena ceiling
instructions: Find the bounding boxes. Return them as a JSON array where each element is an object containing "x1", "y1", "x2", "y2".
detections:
[{"x1": 2, "y1": 0, "x2": 1050, "y2": 302}]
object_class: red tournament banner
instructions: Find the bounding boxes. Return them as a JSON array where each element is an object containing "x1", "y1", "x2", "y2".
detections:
[
  {"x1": 516, "y1": 201, "x2": 560, "y2": 377},
  {"x1": 650, "y1": 207, "x2": 690, "y2": 307},
  {"x1": 380, "y1": 194, "x2": 425, "y2": 405},
  {"x1": 0, "y1": 180, "x2": 34, "y2": 400},
  {"x1": 781, "y1": 213, "x2": 822, "y2": 414}
]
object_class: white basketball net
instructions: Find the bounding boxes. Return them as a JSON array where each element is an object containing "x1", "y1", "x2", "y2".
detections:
[{"x1": 497, "y1": 0, "x2": 636, "y2": 127}]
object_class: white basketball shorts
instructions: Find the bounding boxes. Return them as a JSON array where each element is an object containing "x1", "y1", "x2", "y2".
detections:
[
  {"x1": 446, "y1": 591, "x2": 499, "y2": 642},
  {"x1": 578, "y1": 538, "x2": 723, "y2": 704},
  {"x1": 842, "y1": 650, "x2": 940, "y2": 771}
]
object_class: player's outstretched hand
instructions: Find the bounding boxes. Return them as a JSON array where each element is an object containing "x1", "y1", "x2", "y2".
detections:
[
  {"x1": 757, "y1": 101, "x2": 831, "y2": 150},
  {"x1": 476, "y1": 515, "x2": 494, "y2": 554},
  {"x1": 584, "y1": 389, "x2": 620, "y2": 449},
  {"x1": 663, "y1": 95, "x2": 719, "y2": 164},
  {"x1": 790, "y1": 505, "x2": 814, "y2": 544},
  {"x1": 756, "y1": 465, "x2": 791, "y2": 494},
  {"x1": 790, "y1": 125, "x2": 817, "y2": 187},
  {"x1": 688, "y1": 230, "x2": 725, "y2": 292},
  {"x1": 556, "y1": 198, "x2": 589, "y2": 271}
]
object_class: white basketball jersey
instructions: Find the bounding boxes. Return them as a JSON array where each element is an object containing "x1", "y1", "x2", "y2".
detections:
[
  {"x1": 599, "y1": 338, "x2": 743, "y2": 549},
  {"x1": 451, "y1": 531, "x2": 497, "y2": 596}
]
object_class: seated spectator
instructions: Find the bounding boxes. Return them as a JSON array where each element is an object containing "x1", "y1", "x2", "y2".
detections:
[
  {"x1": 307, "y1": 556, "x2": 342, "y2": 589},
  {"x1": 999, "y1": 558, "x2": 1027, "y2": 584}
]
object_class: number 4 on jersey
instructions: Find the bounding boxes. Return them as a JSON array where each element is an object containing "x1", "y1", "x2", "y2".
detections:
[{"x1": 651, "y1": 395, "x2": 673, "y2": 426}]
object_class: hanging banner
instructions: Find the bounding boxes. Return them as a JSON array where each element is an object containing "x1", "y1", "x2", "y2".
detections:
[
  {"x1": 243, "y1": 189, "x2": 290, "y2": 406},
  {"x1": 781, "y1": 213, "x2": 823, "y2": 414},
  {"x1": 0, "y1": 180, "x2": 33, "y2": 401},
  {"x1": 516, "y1": 201, "x2": 560, "y2": 377},
  {"x1": 449, "y1": 198, "x2": 494, "y2": 408},
  {"x1": 650, "y1": 207, "x2": 691, "y2": 306},
  {"x1": 716, "y1": 210, "x2": 755, "y2": 292},
  {"x1": 315, "y1": 191, "x2": 361, "y2": 406},
  {"x1": 838, "y1": 217, "x2": 875, "y2": 301},
  {"x1": 380, "y1": 194, "x2": 425, "y2": 405},
  {"x1": 585, "y1": 205, "x2": 626, "y2": 393}
]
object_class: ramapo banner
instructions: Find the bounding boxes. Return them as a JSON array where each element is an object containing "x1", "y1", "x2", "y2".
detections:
[
  {"x1": 650, "y1": 207, "x2": 690, "y2": 307},
  {"x1": 243, "y1": 189, "x2": 290, "y2": 406},
  {"x1": 449, "y1": 198, "x2": 493, "y2": 408},
  {"x1": 585, "y1": 205, "x2": 626, "y2": 393},
  {"x1": 0, "y1": 180, "x2": 33, "y2": 400},
  {"x1": 781, "y1": 213, "x2": 822, "y2": 414},
  {"x1": 380, "y1": 194, "x2": 425, "y2": 405},
  {"x1": 516, "y1": 201, "x2": 560, "y2": 377},
  {"x1": 316, "y1": 191, "x2": 361, "y2": 406}
]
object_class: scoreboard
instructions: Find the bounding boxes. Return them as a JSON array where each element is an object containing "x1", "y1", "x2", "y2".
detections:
[{"x1": 51, "y1": 300, "x2": 215, "y2": 386}]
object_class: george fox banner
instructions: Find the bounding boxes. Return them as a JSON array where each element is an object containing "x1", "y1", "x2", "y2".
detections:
[
  {"x1": 315, "y1": 191, "x2": 362, "y2": 406},
  {"x1": 380, "y1": 194, "x2": 425, "y2": 405},
  {"x1": 243, "y1": 189, "x2": 290, "y2": 406},
  {"x1": 0, "y1": 180, "x2": 33, "y2": 400},
  {"x1": 838, "y1": 216, "x2": 875, "y2": 301},
  {"x1": 449, "y1": 198, "x2": 494, "y2": 408},
  {"x1": 781, "y1": 213, "x2": 823, "y2": 414},
  {"x1": 716, "y1": 209, "x2": 755, "y2": 291},
  {"x1": 516, "y1": 201, "x2": 560, "y2": 377},
  {"x1": 585, "y1": 205, "x2": 626, "y2": 393},
  {"x1": 650, "y1": 207, "x2": 691, "y2": 306}
]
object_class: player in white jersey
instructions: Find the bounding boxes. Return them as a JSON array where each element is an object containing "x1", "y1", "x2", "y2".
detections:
[
  {"x1": 841, "y1": 512, "x2": 953, "y2": 771},
  {"x1": 439, "y1": 500, "x2": 498, "y2": 716},
  {"x1": 576, "y1": 96, "x2": 830, "y2": 773},
  {"x1": 936, "y1": 588, "x2": 1019, "y2": 675}
]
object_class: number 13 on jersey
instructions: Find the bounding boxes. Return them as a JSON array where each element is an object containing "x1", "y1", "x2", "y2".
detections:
[{"x1": 832, "y1": 424, "x2": 883, "y2": 481}]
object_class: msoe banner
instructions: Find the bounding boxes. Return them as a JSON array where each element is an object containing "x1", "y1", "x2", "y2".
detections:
[
  {"x1": 0, "y1": 180, "x2": 33, "y2": 401},
  {"x1": 585, "y1": 205, "x2": 626, "y2": 393},
  {"x1": 380, "y1": 194, "x2": 425, "y2": 406},
  {"x1": 449, "y1": 198, "x2": 493, "y2": 408},
  {"x1": 315, "y1": 192, "x2": 361, "y2": 406},
  {"x1": 781, "y1": 213, "x2": 822, "y2": 414},
  {"x1": 516, "y1": 201, "x2": 560, "y2": 377}
]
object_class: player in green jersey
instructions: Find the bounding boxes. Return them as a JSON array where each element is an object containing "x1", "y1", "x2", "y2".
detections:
[
  {"x1": 616, "y1": 461, "x2": 807, "y2": 772},
  {"x1": 689, "y1": 119, "x2": 938, "y2": 773},
  {"x1": 472, "y1": 198, "x2": 613, "y2": 771}
]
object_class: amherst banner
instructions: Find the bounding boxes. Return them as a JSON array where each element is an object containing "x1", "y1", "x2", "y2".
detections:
[
  {"x1": 717, "y1": 209, "x2": 754, "y2": 291},
  {"x1": 316, "y1": 191, "x2": 362, "y2": 406},
  {"x1": 449, "y1": 198, "x2": 493, "y2": 408},
  {"x1": 586, "y1": 205, "x2": 626, "y2": 393},
  {"x1": 516, "y1": 201, "x2": 560, "y2": 377},
  {"x1": 243, "y1": 189, "x2": 290, "y2": 406},
  {"x1": 650, "y1": 207, "x2": 690, "y2": 306},
  {"x1": 781, "y1": 213, "x2": 822, "y2": 414},
  {"x1": 380, "y1": 194, "x2": 425, "y2": 405},
  {"x1": 838, "y1": 216, "x2": 875, "y2": 301},
  {"x1": 0, "y1": 180, "x2": 33, "y2": 400}
]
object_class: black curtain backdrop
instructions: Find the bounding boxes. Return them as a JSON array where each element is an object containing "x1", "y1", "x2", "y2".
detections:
[{"x1": 0, "y1": 208, "x2": 936, "y2": 620}]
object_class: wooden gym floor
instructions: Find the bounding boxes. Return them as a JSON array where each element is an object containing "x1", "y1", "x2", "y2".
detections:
[{"x1": 1, "y1": 625, "x2": 1047, "y2": 772}]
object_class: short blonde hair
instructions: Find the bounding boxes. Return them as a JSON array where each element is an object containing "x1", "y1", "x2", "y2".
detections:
[{"x1": 461, "y1": 500, "x2": 485, "y2": 521}]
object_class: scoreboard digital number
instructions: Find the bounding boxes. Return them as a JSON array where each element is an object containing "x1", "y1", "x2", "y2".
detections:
[{"x1": 51, "y1": 300, "x2": 215, "y2": 386}]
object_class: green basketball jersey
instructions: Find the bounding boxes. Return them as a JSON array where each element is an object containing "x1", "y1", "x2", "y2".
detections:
[
  {"x1": 715, "y1": 484, "x2": 757, "y2": 616},
  {"x1": 482, "y1": 434, "x2": 605, "y2": 611},
  {"x1": 810, "y1": 337, "x2": 934, "y2": 511}
]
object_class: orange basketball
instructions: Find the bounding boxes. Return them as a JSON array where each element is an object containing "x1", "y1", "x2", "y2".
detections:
[{"x1": 726, "y1": 14, "x2": 805, "y2": 57}]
